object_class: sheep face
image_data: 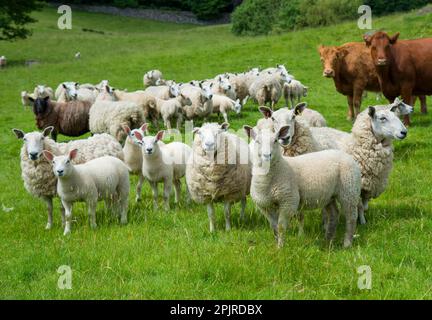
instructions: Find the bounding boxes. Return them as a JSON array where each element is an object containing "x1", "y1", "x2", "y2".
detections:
[
  {"x1": 35, "y1": 85, "x2": 47, "y2": 97},
  {"x1": 12, "y1": 127, "x2": 53, "y2": 161},
  {"x1": 63, "y1": 82, "x2": 79, "y2": 100},
  {"x1": 368, "y1": 106, "x2": 408, "y2": 141},
  {"x1": 123, "y1": 123, "x2": 147, "y2": 146},
  {"x1": 218, "y1": 77, "x2": 233, "y2": 93},
  {"x1": 169, "y1": 83, "x2": 180, "y2": 97},
  {"x1": 45, "y1": 149, "x2": 78, "y2": 177},
  {"x1": 271, "y1": 103, "x2": 306, "y2": 147},
  {"x1": 136, "y1": 130, "x2": 163, "y2": 156},
  {"x1": 391, "y1": 98, "x2": 413, "y2": 116},
  {"x1": 247, "y1": 126, "x2": 289, "y2": 163},
  {"x1": 31, "y1": 96, "x2": 50, "y2": 115},
  {"x1": 193, "y1": 123, "x2": 228, "y2": 153}
]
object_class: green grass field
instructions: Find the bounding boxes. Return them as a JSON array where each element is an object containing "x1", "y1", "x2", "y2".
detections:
[{"x1": 1, "y1": 6, "x2": 432, "y2": 299}]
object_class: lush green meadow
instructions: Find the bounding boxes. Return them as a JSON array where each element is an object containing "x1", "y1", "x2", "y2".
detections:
[{"x1": 1, "y1": 6, "x2": 432, "y2": 299}]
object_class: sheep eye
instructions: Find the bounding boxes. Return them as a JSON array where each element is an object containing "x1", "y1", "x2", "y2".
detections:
[{"x1": 380, "y1": 117, "x2": 387, "y2": 122}]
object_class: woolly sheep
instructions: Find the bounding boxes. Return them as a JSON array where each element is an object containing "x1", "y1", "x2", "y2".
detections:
[
  {"x1": 283, "y1": 79, "x2": 308, "y2": 109},
  {"x1": 57, "y1": 82, "x2": 97, "y2": 104},
  {"x1": 89, "y1": 97, "x2": 145, "y2": 142},
  {"x1": 186, "y1": 123, "x2": 251, "y2": 232},
  {"x1": 180, "y1": 83, "x2": 214, "y2": 120},
  {"x1": 33, "y1": 85, "x2": 54, "y2": 100},
  {"x1": 245, "y1": 125, "x2": 361, "y2": 248},
  {"x1": 12, "y1": 127, "x2": 124, "y2": 230},
  {"x1": 143, "y1": 70, "x2": 163, "y2": 87},
  {"x1": 205, "y1": 77, "x2": 237, "y2": 100},
  {"x1": 21, "y1": 91, "x2": 34, "y2": 107},
  {"x1": 211, "y1": 94, "x2": 241, "y2": 123},
  {"x1": 43, "y1": 149, "x2": 130, "y2": 235},
  {"x1": 144, "y1": 83, "x2": 180, "y2": 100},
  {"x1": 257, "y1": 104, "x2": 321, "y2": 157},
  {"x1": 134, "y1": 130, "x2": 192, "y2": 210},
  {"x1": 249, "y1": 71, "x2": 287, "y2": 108},
  {"x1": 311, "y1": 102, "x2": 410, "y2": 224},
  {"x1": 155, "y1": 94, "x2": 192, "y2": 130}
]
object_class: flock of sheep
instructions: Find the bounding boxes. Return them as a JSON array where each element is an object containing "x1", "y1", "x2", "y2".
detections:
[{"x1": 14, "y1": 64, "x2": 411, "y2": 247}]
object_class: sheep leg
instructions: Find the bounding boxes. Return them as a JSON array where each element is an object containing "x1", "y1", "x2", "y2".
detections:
[
  {"x1": 358, "y1": 196, "x2": 368, "y2": 225},
  {"x1": 135, "y1": 174, "x2": 144, "y2": 202},
  {"x1": 87, "y1": 200, "x2": 97, "y2": 229},
  {"x1": 277, "y1": 210, "x2": 290, "y2": 248},
  {"x1": 163, "y1": 177, "x2": 172, "y2": 211},
  {"x1": 290, "y1": 96, "x2": 295, "y2": 109},
  {"x1": 224, "y1": 202, "x2": 232, "y2": 231},
  {"x1": 297, "y1": 211, "x2": 304, "y2": 237},
  {"x1": 173, "y1": 179, "x2": 181, "y2": 205},
  {"x1": 150, "y1": 181, "x2": 158, "y2": 209},
  {"x1": 60, "y1": 203, "x2": 66, "y2": 227},
  {"x1": 62, "y1": 200, "x2": 73, "y2": 235},
  {"x1": 240, "y1": 197, "x2": 246, "y2": 222},
  {"x1": 325, "y1": 202, "x2": 338, "y2": 242},
  {"x1": 207, "y1": 203, "x2": 216, "y2": 233},
  {"x1": 222, "y1": 112, "x2": 229, "y2": 124},
  {"x1": 42, "y1": 196, "x2": 53, "y2": 230}
]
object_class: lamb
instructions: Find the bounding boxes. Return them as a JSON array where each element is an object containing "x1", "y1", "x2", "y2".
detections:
[
  {"x1": 180, "y1": 83, "x2": 214, "y2": 120},
  {"x1": 310, "y1": 101, "x2": 410, "y2": 224},
  {"x1": 211, "y1": 94, "x2": 242, "y2": 123},
  {"x1": 154, "y1": 94, "x2": 192, "y2": 130},
  {"x1": 28, "y1": 96, "x2": 92, "y2": 141},
  {"x1": 43, "y1": 149, "x2": 130, "y2": 235},
  {"x1": 144, "y1": 83, "x2": 180, "y2": 100},
  {"x1": 244, "y1": 125, "x2": 361, "y2": 248},
  {"x1": 12, "y1": 126, "x2": 124, "y2": 230},
  {"x1": 122, "y1": 124, "x2": 147, "y2": 202},
  {"x1": 89, "y1": 96, "x2": 145, "y2": 142},
  {"x1": 283, "y1": 79, "x2": 308, "y2": 109},
  {"x1": 133, "y1": 130, "x2": 192, "y2": 210},
  {"x1": 257, "y1": 104, "x2": 321, "y2": 157},
  {"x1": 143, "y1": 70, "x2": 163, "y2": 87},
  {"x1": 186, "y1": 123, "x2": 251, "y2": 232}
]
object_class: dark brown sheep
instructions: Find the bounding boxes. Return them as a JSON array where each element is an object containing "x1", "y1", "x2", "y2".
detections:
[{"x1": 29, "y1": 96, "x2": 92, "y2": 141}]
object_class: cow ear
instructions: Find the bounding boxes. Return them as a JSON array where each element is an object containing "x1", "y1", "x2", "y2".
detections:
[
  {"x1": 337, "y1": 48, "x2": 349, "y2": 59},
  {"x1": 363, "y1": 34, "x2": 372, "y2": 47},
  {"x1": 368, "y1": 106, "x2": 376, "y2": 118},
  {"x1": 259, "y1": 106, "x2": 273, "y2": 119},
  {"x1": 390, "y1": 32, "x2": 400, "y2": 44}
]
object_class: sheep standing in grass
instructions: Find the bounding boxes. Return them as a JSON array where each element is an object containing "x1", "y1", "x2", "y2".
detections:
[
  {"x1": 181, "y1": 83, "x2": 214, "y2": 120},
  {"x1": 28, "y1": 96, "x2": 92, "y2": 141},
  {"x1": 134, "y1": 130, "x2": 192, "y2": 210},
  {"x1": 122, "y1": 124, "x2": 147, "y2": 202},
  {"x1": 144, "y1": 83, "x2": 180, "y2": 100},
  {"x1": 245, "y1": 125, "x2": 361, "y2": 248},
  {"x1": 143, "y1": 70, "x2": 163, "y2": 87},
  {"x1": 311, "y1": 102, "x2": 410, "y2": 224},
  {"x1": 211, "y1": 94, "x2": 242, "y2": 123},
  {"x1": 249, "y1": 70, "x2": 290, "y2": 108},
  {"x1": 33, "y1": 85, "x2": 54, "y2": 100},
  {"x1": 57, "y1": 82, "x2": 97, "y2": 104},
  {"x1": 89, "y1": 93, "x2": 145, "y2": 142},
  {"x1": 257, "y1": 103, "x2": 321, "y2": 157},
  {"x1": 155, "y1": 94, "x2": 192, "y2": 130},
  {"x1": 206, "y1": 77, "x2": 237, "y2": 100},
  {"x1": 186, "y1": 123, "x2": 251, "y2": 232},
  {"x1": 283, "y1": 79, "x2": 308, "y2": 109},
  {"x1": 12, "y1": 127, "x2": 124, "y2": 230},
  {"x1": 43, "y1": 149, "x2": 130, "y2": 235}
]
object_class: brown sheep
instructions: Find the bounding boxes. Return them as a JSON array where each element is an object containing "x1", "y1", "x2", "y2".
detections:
[{"x1": 29, "y1": 96, "x2": 91, "y2": 141}]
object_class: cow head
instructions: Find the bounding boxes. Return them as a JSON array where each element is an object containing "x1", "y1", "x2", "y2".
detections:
[
  {"x1": 318, "y1": 45, "x2": 348, "y2": 78},
  {"x1": 363, "y1": 31, "x2": 400, "y2": 67}
]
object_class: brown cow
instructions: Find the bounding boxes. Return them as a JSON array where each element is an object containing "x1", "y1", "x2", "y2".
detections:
[
  {"x1": 364, "y1": 31, "x2": 432, "y2": 125},
  {"x1": 319, "y1": 42, "x2": 381, "y2": 120}
]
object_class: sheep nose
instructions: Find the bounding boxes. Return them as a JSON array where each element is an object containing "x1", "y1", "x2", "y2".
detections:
[
  {"x1": 57, "y1": 169, "x2": 64, "y2": 176},
  {"x1": 400, "y1": 130, "x2": 407, "y2": 138},
  {"x1": 205, "y1": 142, "x2": 214, "y2": 149},
  {"x1": 262, "y1": 154, "x2": 272, "y2": 160},
  {"x1": 146, "y1": 148, "x2": 153, "y2": 153},
  {"x1": 29, "y1": 152, "x2": 38, "y2": 160}
]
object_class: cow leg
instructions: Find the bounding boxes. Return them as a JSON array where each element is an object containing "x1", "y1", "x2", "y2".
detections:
[
  {"x1": 347, "y1": 95, "x2": 355, "y2": 121},
  {"x1": 401, "y1": 88, "x2": 414, "y2": 126},
  {"x1": 419, "y1": 95, "x2": 428, "y2": 114},
  {"x1": 353, "y1": 87, "x2": 363, "y2": 119}
]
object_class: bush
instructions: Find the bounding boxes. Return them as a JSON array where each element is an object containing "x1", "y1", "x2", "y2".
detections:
[
  {"x1": 231, "y1": 0, "x2": 281, "y2": 36},
  {"x1": 365, "y1": 0, "x2": 431, "y2": 15},
  {"x1": 187, "y1": 0, "x2": 232, "y2": 20}
]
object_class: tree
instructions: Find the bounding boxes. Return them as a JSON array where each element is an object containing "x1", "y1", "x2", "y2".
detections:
[{"x1": 0, "y1": 0, "x2": 40, "y2": 41}]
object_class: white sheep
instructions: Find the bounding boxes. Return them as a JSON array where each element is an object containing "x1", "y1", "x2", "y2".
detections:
[
  {"x1": 283, "y1": 79, "x2": 308, "y2": 109},
  {"x1": 211, "y1": 94, "x2": 241, "y2": 123},
  {"x1": 205, "y1": 77, "x2": 237, "y2": 100},
  {"x1": 186, "y1": 123, "x2": 251, "y2": 232},
  {"x1": 180, "y1": 83, "x2": 214, "y2": 120},
  {"x1": 249, "y1": 71, "x2": 288, "y2": 108},
  {"x1": 298, "y1": 107, "x2": 327, "y2": 127},
  {"x1": 133, "y1": 130, "x2": 192, "y2": 210},
  {"x1": 89, "y1": 95, "x2": 145, "y2": 142},
  {"x1": 21, "y1": 91, "x2": 34, "y2": 107},
  {"x1": 311, "y1": 102, "x2": 410, "y2": 224},
  {"x1": 57, "y1": 82, "x2": 97, "y2": 104},
  {"x1": 0, "y1": 56, "x2": 6, "y2": 68},
  {"x1": 144, "y1": 83, "x2": 180, "y2": 101},
  {"x1": 122, "y1": 124, "x2": 147, "y2": 202},
  {"x1": 155, "y1": 94, "x2": 192, "y2": 130},
  {"x1": 33, "y1": 85, "x2": 54, "y2": 100},
  {"x1": 245, "y1": 125, "x2": 361, "y2": 248},
  {"x1": 143, "y1": 70, "x2": 163, "y2": 87},
  {"x1": 12, "y1": 127, "x2": 124, "y2": 229},
  {"x1": 43, "y1": 149, "x2": 130, "y2": 235}
]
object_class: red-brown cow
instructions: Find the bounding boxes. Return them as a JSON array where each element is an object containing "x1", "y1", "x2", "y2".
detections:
[
  {"x1": 319, "y1": 42, "x2": 381, "y2": 120},
  {"x1": 364, "y1": 31, "x2": 432, "y2": 125}
]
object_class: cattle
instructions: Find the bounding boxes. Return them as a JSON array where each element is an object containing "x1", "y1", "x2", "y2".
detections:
[
  {"x1": 364, "y1": 31, "x2": 432, "y2": 125},
  {"x1": 318, "y1": 42, "x2": 381, "y2": 120}
]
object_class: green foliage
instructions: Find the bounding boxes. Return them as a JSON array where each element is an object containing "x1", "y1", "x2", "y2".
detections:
[
  {"x1": 187, "y1": 0, "x2": 232, "y2": 20},
  {"x1": 365, "y1": 0, "x2": 431, "y2": 15},
  {"x1": 113, "y1": 0, "x2": 139, "y2": 9},
  {"x1": 231, "y1": 0, "x2": 281, "y2": 36},
  {"x1": 0, "y1": 0, "x2": 39, "y2": 41}
]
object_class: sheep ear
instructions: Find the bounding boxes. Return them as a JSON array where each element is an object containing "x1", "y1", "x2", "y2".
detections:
[
  {"x1": 62, "y1": 83, "x2": 67, "y2": 89},
  {"x1": 140, "y1": 123, "x2": 148, "y2": 133},
  {"x1": 75, "y1": 82, "x2": 79, "y2": 87},
  {"x1": 294, "y1": 102, "x2": 307, "y2": 115},
  {"x1": 220, "y1": 123, "x2": 229, "y2": 131},
  {"x1": 28, "y1": 96, "x2": 35, "y2": 103},
  {"x1": 243, "y1": 125, "x2": 256, "y2": 140},
  {"x1": 43, "y1": 150, "x2": 54, "y2": 162},
  {"x1": 155, "y1": 130, "x2": 164, "y2": 142},
  {"x1": 390, "y1": 105, "x2": 398, "y2": 113},
  {"x1": 192, "y1": 127, "x2": 200, "y2": 135},
  {"x1": 122, "y1": 125, "x2": 131, "y2": 135},
  {"x1": 42, "y1": 126, "x2": 54, "y2": 137},
  {"x1": 277, "y1": 126, "x2": 290, "y2": 140},
  {"x1": 368, "y1": 106, "x2": 376, "y2": 118},
  {"x1": 44, "y1": 96, "x2": 50, "y2": 102},
  {"x1": 259, "y1": 106, "x2": 273, "y2": 119},
  {"x1": 69, "y1": 149, "x2": 78, "y2": 160},
  {"x1": 12, "y1": 129, "x2": 25, "y2": 139},
  {"x1": 390, "y1": 32, "x2": 400, "y2": 44},
  {"x1": 134, "y1": 131, "x2": 143, "y2": 142}
]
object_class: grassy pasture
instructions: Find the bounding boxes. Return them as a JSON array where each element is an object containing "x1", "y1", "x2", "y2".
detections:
[{"x1": 0, "y1": 7, "x2": 432, "y2": 299}]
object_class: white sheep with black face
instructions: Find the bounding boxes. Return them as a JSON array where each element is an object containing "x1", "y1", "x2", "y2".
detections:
[{"x1": 311, "y1": 103, "x2": 410, "y2": 224}]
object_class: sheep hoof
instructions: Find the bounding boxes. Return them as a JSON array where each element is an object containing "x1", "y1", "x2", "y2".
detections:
[
  {"x1": 343, "y1": 239, "x2": 353, "y2": 248},
  {"x1": 90, "y1": 223, "x2": 97, "y2": 229},
  {"x1": 358, "y1": 216, "x2": 367, "y2": 225},
  {"x1": 135, "y1": 196, "x2": 141, "y2": 202},
  {"x1": 63, "y1": 229, "x2": 71, "y2": 236},
  {"x1": 45, "y1": 223, "x2": 52, "y2": 230}
]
